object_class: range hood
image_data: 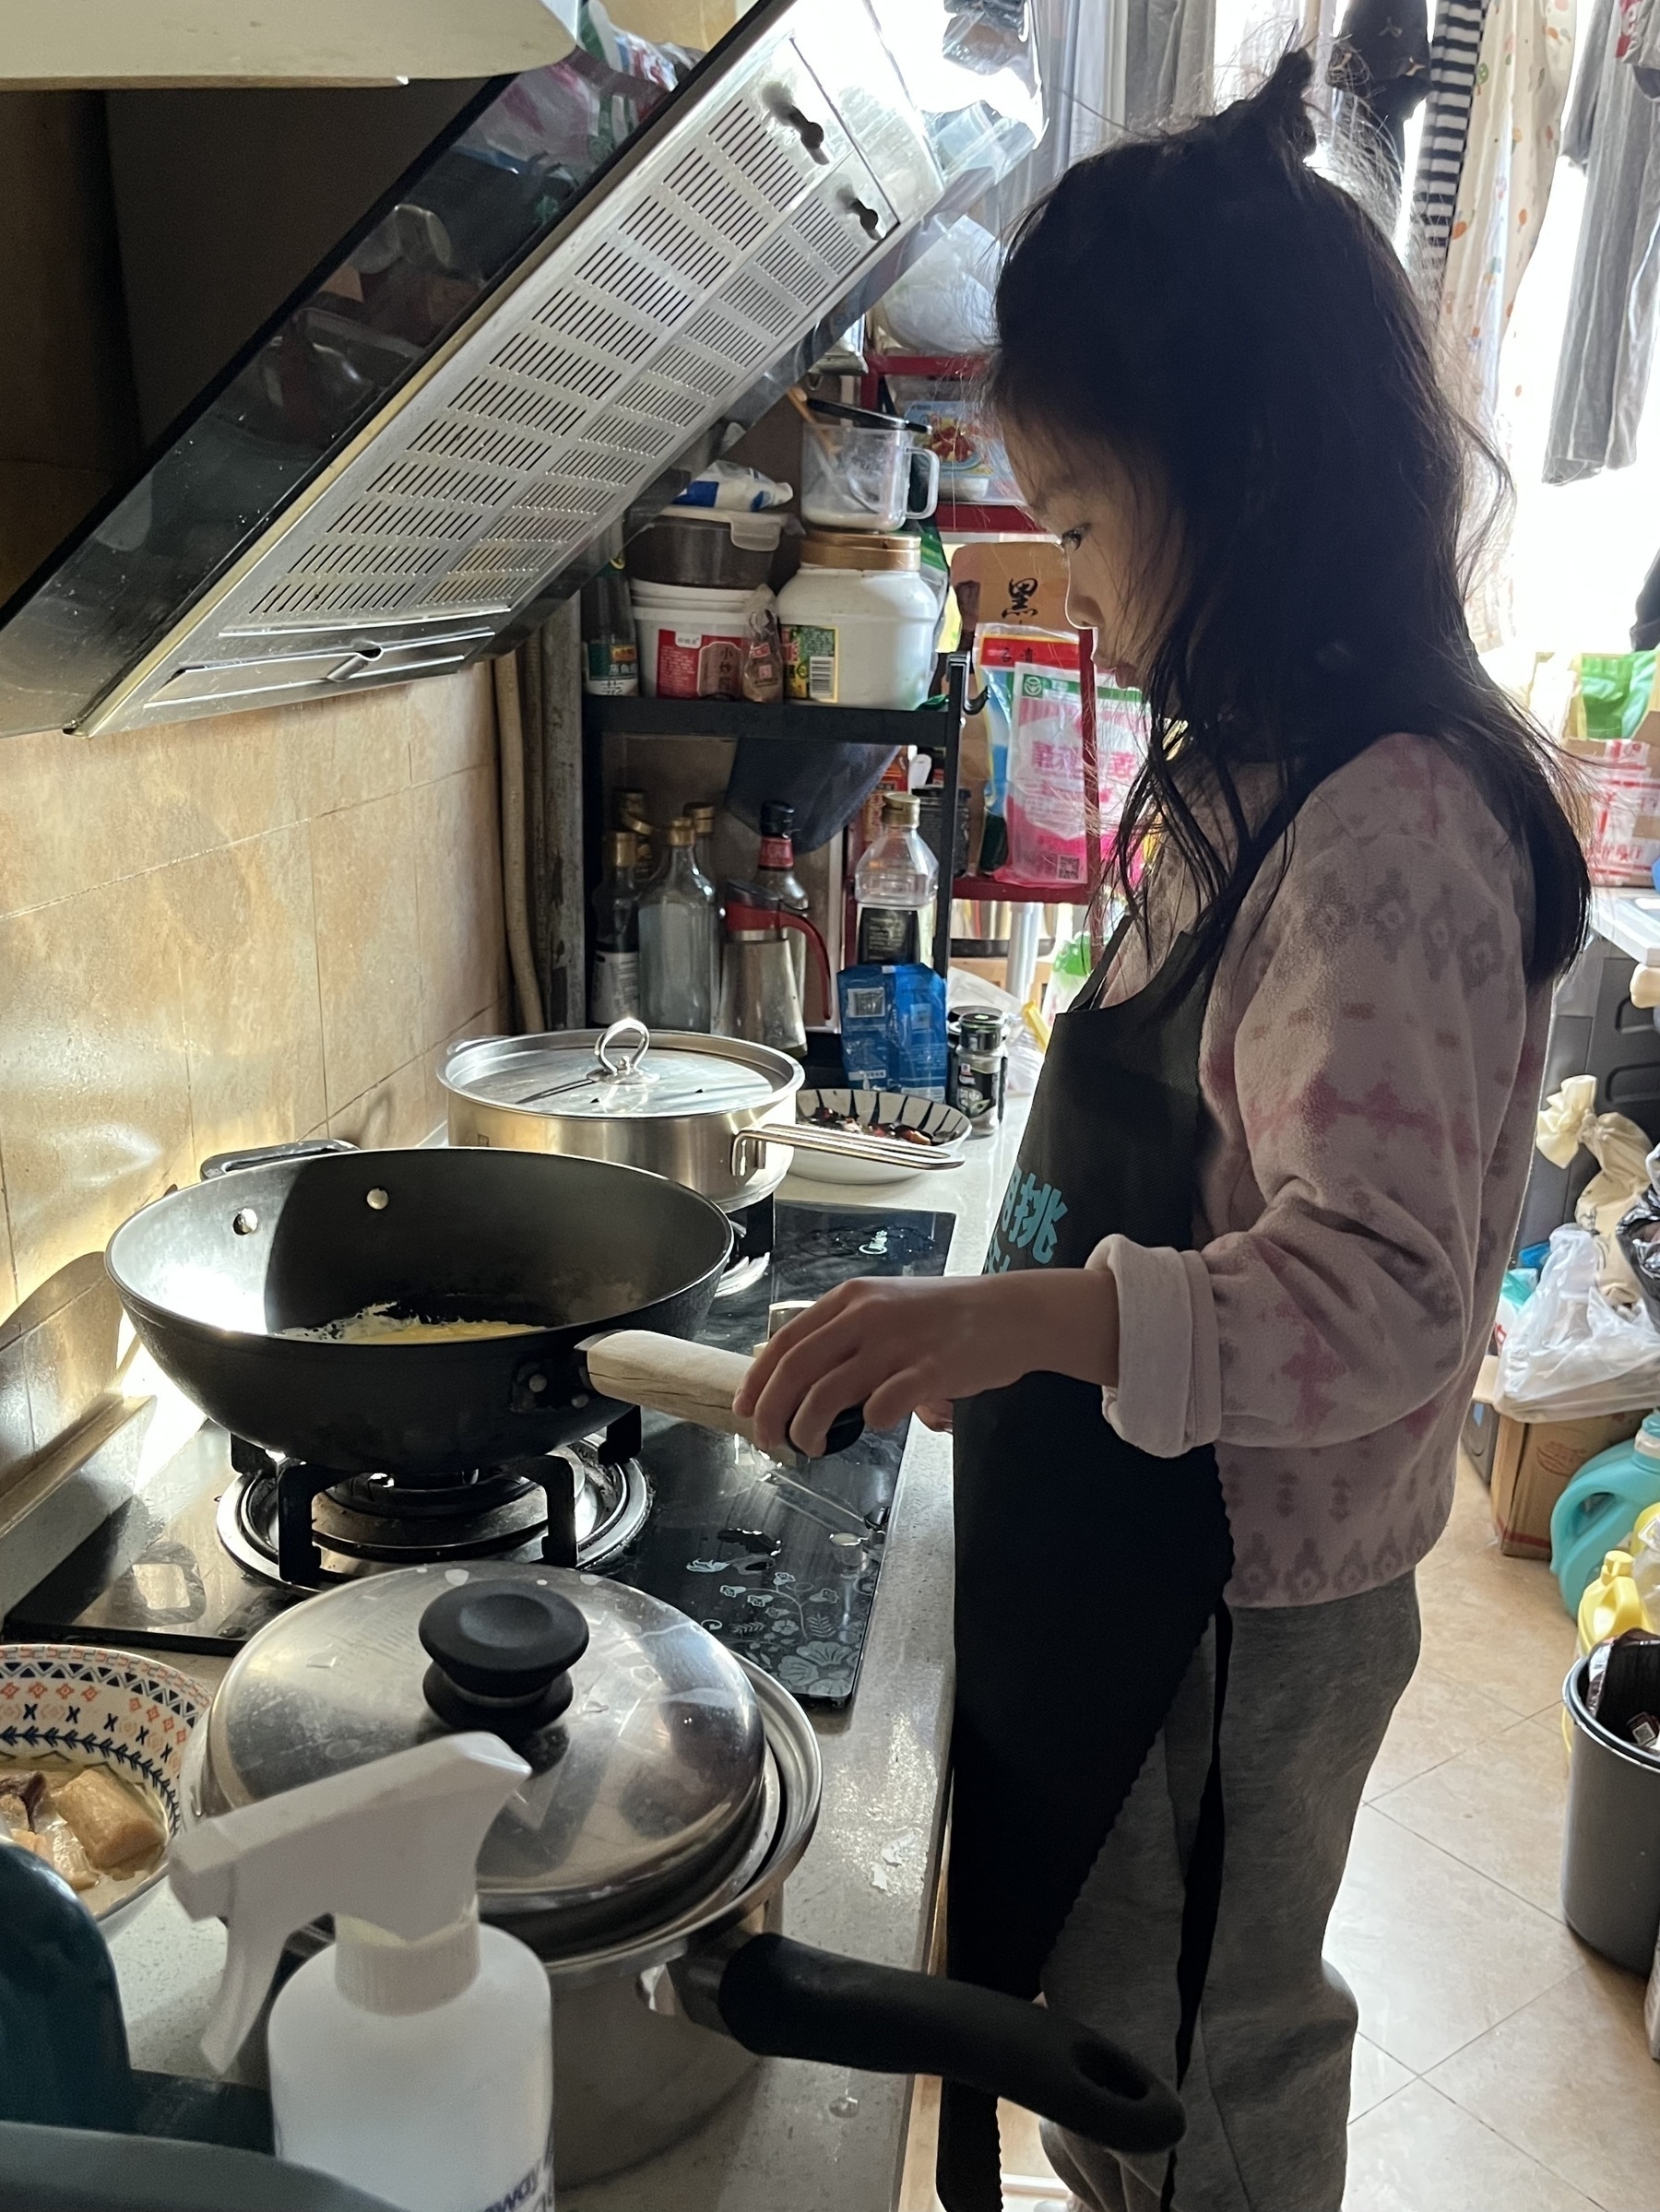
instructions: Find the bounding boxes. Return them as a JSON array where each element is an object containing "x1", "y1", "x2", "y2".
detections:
[{"x1": 0, "y1": 0, "x2": 1040, "y2": 739}]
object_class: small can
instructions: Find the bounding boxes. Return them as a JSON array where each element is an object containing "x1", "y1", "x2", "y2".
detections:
[{"x1": 949, "y1": 1010, "x2": 1006, "y2": 1132}]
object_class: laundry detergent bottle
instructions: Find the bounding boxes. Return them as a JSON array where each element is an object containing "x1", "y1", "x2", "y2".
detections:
[
  {"x1": 1551, "y1": 1412, "x2": 1660, "y2": 1619},
  {"x1": 171, "y1": 1733, "x2": 552, "y2": 2212},
  {"x1": 1577, "y1": 1549, "x2": 1652, "y2": 1655}
]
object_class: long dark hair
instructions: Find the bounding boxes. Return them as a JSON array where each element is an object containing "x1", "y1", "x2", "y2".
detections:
[{"x1": 987, "y1": 48, "x2": 1588, "y2": 984}]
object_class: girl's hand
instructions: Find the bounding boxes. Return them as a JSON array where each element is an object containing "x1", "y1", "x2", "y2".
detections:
[{"x1": 732, "y1": 1268, "x2": 1120, "y2": 1459}]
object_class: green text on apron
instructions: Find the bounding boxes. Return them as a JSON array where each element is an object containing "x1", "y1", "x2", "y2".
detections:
[{"x1": 943, "y1": 813, "x2": 1300, "y2": 2212}]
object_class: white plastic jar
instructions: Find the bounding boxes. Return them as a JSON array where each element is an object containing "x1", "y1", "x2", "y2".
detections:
[{"x1": 776, "y1": 533, "x2": 939, "y2": 710}]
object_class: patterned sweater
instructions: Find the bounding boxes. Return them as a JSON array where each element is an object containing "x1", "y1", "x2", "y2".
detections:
[{"x1": 1088, "y1": 733, "x2": 1548, "y2": 1606}]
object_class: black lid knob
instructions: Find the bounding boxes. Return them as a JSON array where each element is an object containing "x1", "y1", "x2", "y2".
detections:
[{"x1": 419, "y1": 1579, "x2": 589, "y2": 1737}]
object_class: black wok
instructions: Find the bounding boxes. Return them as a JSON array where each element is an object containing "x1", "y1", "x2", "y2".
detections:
[{"x1": 105, "y1": 1146, "x2": 770, "y2": 1478}]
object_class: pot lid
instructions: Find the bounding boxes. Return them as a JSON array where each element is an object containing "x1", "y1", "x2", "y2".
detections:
[
  {"x1": 443, "y1": 1023, "x2": 799, "y2": 1121},
  {"x1": 197, "y1": 1564, "x2": 767, "y2": 1953},
  {"x1": 799, "y1": 531, "x2": 920, "y2": 572},
  {"x1": 645, "y1": 509, "x2": 786, "y2": 552},
  {"x1": 805, "y1": 395, "x2": 908, "y2": 432}
]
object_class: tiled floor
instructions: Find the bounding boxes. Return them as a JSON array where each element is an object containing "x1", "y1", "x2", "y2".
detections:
[{"x1": 898, "y1": 1458, "x2": 1660, "y2": 2211}]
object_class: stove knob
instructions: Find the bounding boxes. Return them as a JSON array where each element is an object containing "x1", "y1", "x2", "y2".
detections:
[{"x1": 419, "y1": 1579, "x2": 589, "y2": 1738}]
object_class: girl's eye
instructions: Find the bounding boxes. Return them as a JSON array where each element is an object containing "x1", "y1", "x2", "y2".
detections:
[{"x1": 1059, "y1": 526, "x2": 1085, "y2": 552}]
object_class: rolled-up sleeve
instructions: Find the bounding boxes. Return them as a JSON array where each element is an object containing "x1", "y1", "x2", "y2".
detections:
[{"x1": 1088, "y1": 813, "x2": 1532, "y2": 1458}]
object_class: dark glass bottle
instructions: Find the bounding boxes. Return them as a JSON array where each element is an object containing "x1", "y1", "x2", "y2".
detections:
[
  {"x1": 757, "y1": 799, "x2": 812, "y2": 1009},
  {"x1": 590, "y1": 829, "x2": 641, "y2": 1023}
]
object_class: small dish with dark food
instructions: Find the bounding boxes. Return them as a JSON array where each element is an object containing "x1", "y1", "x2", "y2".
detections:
[
  {"x1": 792, "y1": 1089, "x2": 972, "y2": 1186},
  {"x1": 0, "y1": 1646, "x2": 208, "y2": 1931}
]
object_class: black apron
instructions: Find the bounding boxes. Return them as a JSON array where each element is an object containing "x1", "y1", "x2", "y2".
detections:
[{"x1": 941, "y1": 805, "x2": 1302, "y2": 2212}]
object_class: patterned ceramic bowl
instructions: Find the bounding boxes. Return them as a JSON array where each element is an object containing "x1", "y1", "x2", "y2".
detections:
[
  {"x1": 0, "y1": 1644, "x2": 209, "y2": 1932},
  {"x1": 793, "y1": 1088, "x2": 972, "y2": 1186}
]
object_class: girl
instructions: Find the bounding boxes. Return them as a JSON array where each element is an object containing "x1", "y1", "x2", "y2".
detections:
[{"x1": 735, "y1": 50, "x2": 1588, "y2": 2212}]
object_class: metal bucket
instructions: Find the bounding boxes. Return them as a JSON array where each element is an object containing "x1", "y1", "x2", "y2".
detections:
[{"x1": 1561, "y1": 1658, "x2": 1660, "y2": 1972}]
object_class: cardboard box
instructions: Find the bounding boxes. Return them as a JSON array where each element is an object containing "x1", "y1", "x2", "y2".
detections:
[{"x1": 1473, "y1": 1356, "x2": 1645, "y2": 1559}]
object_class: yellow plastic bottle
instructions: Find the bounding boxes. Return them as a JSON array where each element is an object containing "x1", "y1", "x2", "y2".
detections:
[{"x1": 1577, "y1": 1549, "x2": 1651, "y2": 1657}]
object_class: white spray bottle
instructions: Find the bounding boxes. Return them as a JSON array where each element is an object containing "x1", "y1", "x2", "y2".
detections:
[{"x1": 170, "y1": 1732, "x2": 553, "y2": 2212}]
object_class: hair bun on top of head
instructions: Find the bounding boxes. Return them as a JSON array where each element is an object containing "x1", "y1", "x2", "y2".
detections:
[{"x1": 1204, "y1": 49, "x2": 1317, "y2": 172}]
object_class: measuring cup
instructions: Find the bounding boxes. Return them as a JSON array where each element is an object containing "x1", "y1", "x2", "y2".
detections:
[{"x1": 800, "y1": 418, "x2": 939, "y2": 531}]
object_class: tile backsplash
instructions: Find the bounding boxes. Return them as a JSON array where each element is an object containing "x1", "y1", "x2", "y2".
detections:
[{"x1": 0, "y1": 666, "x2": 508, "y2": 1478}]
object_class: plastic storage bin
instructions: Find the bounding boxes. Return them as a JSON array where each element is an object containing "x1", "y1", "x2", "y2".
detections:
[{"x1": 632, "y1": 581, "x2": 771, "y2": 700}]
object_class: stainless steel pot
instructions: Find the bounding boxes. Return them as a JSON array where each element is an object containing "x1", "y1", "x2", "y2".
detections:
[
  {"x1": 625, "y1": 509, "x2": 784, "y2": 591},
  {"x1": 442, "y1": 1018, "x2": 958, "y2": 1211},
  {"x1": 183, "y1": 1566, "x2": 1181, "y2": 2185}
]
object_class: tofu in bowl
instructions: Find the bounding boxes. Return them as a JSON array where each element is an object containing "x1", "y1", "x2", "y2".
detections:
[{"x1": 0, "y1": 1647, "x2": 209, "y2": 1933}]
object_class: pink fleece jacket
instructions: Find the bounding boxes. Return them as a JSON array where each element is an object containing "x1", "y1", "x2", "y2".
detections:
[{"x1": 1088, "y1": 733, "x2": 1547, "y2": 1606}]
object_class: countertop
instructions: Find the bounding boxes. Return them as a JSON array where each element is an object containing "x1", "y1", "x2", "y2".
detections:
[
  {"x1": 1592, "y1": 886, "x2": 1660, "y2": 965},
  {"x1": 106, "y1": 1110, "x2": 1027, "y2": 2212}
]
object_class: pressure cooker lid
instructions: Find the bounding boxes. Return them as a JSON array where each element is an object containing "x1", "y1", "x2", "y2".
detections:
[
  {"x1": 197, "y1": 1564, "x2": 767, "y2": 1950},
  {"x1": 443, "y1": 1023, "x2": 798, "y2": 1121}
]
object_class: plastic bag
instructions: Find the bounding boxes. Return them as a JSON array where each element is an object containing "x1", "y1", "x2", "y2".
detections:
[
  {"x1": 724, "y1": 739, "x2": 895, "y2": 855},
  {"x1": 1494, "y1": 1226, "x2": 1660, "y2": 1420},
  {"x1": 1536, "y1": 1076, "x2": 1652, "y2": 1302},
  {"x1": 1618, "y1": 1183, "x2": 1660, "y2": 1333},
  {"x1": 671, "y1": 462, "x2": 792, "y2": 512},
  {"x1": 1005, "y1": 664, "x2": 1145, "y2": 889},
  {"x1": 874, "y1": 219, "x2": 999, "y2": 355}
]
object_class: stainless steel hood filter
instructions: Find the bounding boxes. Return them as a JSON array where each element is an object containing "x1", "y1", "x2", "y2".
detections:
[{"x1": 0, "y1": 0, "x2": 1040, "y2": 739}]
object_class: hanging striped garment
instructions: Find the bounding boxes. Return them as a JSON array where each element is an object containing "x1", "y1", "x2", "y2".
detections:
[{"x1": 1407, "y1": 0, "x2": 1490, "y2": 297}]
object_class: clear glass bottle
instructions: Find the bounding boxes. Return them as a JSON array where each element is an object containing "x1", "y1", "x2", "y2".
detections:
[
  {"x1": 638, "y1": 818, "x2": 716, "y2": 1030},
  {"x1": 854, "y1": 792, "x2": 939, "y2": 965},
  {"x1": 580, "y1": 558, "x2": 639, "y2": 695},
  {"x1": 687, "y1": 802, "x2": 721, "y2": 1010},
  {"x1": 590, "y1": 829, "x2": 641, "y2": 1023}
]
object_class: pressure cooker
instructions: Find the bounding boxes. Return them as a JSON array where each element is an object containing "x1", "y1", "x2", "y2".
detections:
[{"x1": 182, "y1": 1566, "x2": 1182, "y2": 2184}]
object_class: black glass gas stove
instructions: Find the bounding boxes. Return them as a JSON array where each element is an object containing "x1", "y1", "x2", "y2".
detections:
[{"x1": 7, "y1": 1201, "x2": 954, "y2": 1709}]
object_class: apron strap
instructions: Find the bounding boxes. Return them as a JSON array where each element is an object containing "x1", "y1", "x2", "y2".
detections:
[{"x1": 1159, "y1": 1601, "x2": 1233, "y2": 2212}]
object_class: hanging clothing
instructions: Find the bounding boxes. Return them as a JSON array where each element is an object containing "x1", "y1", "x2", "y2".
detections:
[
  {"x1": 1124, "y1": 0, "x2": 1216, "y2": 130},
  {"x1": 1435, "y1": 0, "x2": 1576, "y2": 424},
  {"x1": 1544, "y1": 0, "x2": 1660, "y2": 479},
  {"x1": 1327, "y1": 0, "x2": 1431, "y2": 205},
  {"x1": 1408, "y1": 0, "x2": 1492, "y2": 297},
  {"x1": 1038, "y1": 1577, "x2": 1421, "y2": 2212},
  {"x1": 1633, "y1": 538, "x2": 1660, "y2": 644}
]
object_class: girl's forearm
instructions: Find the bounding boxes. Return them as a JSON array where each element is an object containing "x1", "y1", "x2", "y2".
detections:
[{"x1": 1002, "y1": 1265, "x2": 1120, "y2": 1390}]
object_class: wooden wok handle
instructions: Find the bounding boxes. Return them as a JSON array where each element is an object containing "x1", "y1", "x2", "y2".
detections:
[{"x1": 579, "y1": 1331, "x2": 861, "y2": 1457}]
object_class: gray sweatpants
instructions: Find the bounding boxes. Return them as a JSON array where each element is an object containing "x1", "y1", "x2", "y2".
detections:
[{"x1": 1038, "y1": 1574, "x2": 1421, "y2": 2212}]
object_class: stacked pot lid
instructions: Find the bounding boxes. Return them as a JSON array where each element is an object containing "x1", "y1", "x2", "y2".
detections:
[
  {"x1": 442, "y1": 1027, "x2": 797, "y2": 1123},
  {"x1": 191, "y1": 1564, "x2": 773, "y2": 1958}
]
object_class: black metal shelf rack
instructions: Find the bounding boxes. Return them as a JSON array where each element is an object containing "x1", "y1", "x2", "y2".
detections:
[{"x1": 579, "y1": 656, "x2": 968, "y2": 1000}]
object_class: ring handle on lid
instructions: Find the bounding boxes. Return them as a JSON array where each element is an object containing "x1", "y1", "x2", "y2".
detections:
[
  {"x1": 596, "y1": 1015, "x2": 649, "y2": 1078},
  {"x1": 419, "y1": 1580, "x2": 589, "y2": 1737}
]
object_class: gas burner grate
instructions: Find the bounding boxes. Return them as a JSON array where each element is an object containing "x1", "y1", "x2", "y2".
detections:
[{"x1": 218, "y1": 1437, "x2": 649, "y2": 1591}]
